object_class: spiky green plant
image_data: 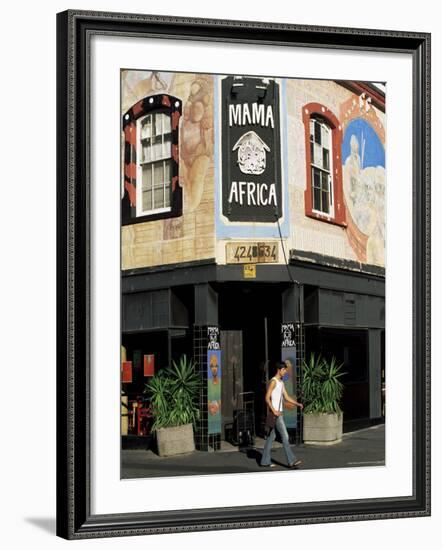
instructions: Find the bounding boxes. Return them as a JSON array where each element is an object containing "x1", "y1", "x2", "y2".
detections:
[
  {"x1": 145, "y1": 372, "x2": 174, "y2": 430},
  {"x1": 144, "y1": 355, "x2": 200, "y2": 430},
  {"x1": 301, "y1": 353, "x2": 345, "y2": 414}
]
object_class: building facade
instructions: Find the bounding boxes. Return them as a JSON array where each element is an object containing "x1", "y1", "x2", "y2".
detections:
[{"x1": 120, "y1": 70, "x2": 386, "y2": 450}]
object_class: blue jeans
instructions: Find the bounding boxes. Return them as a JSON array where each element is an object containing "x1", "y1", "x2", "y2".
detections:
[{"x1": 261, "y1": 415, "x2": 296, "y2": 466}]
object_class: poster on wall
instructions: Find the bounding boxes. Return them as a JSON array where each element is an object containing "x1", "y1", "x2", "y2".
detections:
[
  {"x1": 281, "y1": 353, "x2": 297, "y2": 428},
  {"x1": 207, "y1": 349, "x2": 222, "y2": 434},
  {"x1": 121, "y1": 361, "x2": 133, "y2": 384},
  {"x1": 143, "y1": 354, "x2": 155, "y2": 377},
  {"x1": 281, "y1": 323, "x2": 297, "y2": 428}
]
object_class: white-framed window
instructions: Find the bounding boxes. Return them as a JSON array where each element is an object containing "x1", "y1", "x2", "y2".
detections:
[
  {"x1": 136, "y1": 112, "x2": 172, "y2": 216},
  {"x1": 309, "y1": 117, "x2": 334, "y2": 216}
]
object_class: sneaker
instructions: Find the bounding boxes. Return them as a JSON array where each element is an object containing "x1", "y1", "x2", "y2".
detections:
[
  {"x1": 289, "y1": 460, "x2": 303, "y2": 469},
  {"x1": 260, "y1": 463, "x2": 276, "y2": 468}
]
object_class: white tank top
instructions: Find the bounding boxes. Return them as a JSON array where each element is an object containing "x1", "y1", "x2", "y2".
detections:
[{"x1": 270, "y1": 377, "x2": 284, "y2": 412}]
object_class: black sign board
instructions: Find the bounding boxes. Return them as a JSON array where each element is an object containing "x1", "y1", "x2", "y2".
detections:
[{"x1": 222, "y1": 76, "x2": 282, "y2": 222}]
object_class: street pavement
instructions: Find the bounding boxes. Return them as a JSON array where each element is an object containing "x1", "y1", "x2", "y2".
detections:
[{"x1": 121, "y1": 423, "x2": 385, "y2": 479}]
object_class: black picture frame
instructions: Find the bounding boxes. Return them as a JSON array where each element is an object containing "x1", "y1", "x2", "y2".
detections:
[{"x1": 56, "y1": 10, "x2": 431, "y2": 540}]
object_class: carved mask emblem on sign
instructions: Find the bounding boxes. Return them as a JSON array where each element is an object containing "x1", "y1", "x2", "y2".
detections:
[{"x1": 233, "y1": 131, "x2": 270, "y2": 175}]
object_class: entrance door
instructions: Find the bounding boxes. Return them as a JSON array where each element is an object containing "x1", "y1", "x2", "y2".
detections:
[
  {"x1": 220, "y1": 331, "x2": 243, "y2": 440},
  {"x1": 218, "y1": 283, "x2": 285, "y2": 439}
]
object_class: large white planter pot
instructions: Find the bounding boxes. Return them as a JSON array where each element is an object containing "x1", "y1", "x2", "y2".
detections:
[
  {"x1": 156, "y1": 423, "x2": 195, "y2": 457},
  {"x1": 303, "y1": 412, "x2": 343, "y2": 445}
]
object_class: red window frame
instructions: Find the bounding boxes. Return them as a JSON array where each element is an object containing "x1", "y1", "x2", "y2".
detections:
[
  {"x1": 122, "y1": 94, "x2": 182, "y2": 225},
  {"x1": 302, "y1": 102, "x2": 346, "y2": 227}
]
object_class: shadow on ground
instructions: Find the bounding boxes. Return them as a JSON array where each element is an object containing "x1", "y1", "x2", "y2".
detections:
[{"x1": 25, "y1": 517, "x2": 56, "y2": 535}]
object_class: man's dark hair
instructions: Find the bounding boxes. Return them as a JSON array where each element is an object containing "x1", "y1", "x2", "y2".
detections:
[{"x1": 274, "y1": 361, "x2": 287, "y2": 373}]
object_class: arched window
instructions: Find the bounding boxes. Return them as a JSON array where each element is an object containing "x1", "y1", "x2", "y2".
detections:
[
  {"x1": 302, "y1": 103, "x2": 346, "y2": 226},
  {"x1": 309, "y1": 116, "x2": 333, "y2": 215},
  {"x1": 138, "y1": 112, "x2": 172, "y2": 215},
  {"x1": 122, "y1": 94, "x2": 182, "y2": 224}
]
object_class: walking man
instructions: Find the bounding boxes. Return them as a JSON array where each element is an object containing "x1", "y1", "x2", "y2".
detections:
[{"x1": 260, "y1": 361, "x2": 303, "y2": 469}]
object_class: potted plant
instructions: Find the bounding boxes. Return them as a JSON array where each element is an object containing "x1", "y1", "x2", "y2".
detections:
[
  {"x1": 300, "y1": 353, "x2": 345, "y2": 445},
  {"x1": 144, "y1": 355, "x2": 200, "y2": 457}
]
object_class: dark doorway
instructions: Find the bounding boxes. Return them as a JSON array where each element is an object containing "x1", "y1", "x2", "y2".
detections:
[
  {"x1": 217, "y1": 282, "x2": 286, "y2": 437},
  {"x1": 220, "y1": 330, "x2": 243, "y2": 442}
]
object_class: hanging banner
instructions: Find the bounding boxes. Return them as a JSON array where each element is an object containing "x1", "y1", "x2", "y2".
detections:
[
  {"x1": 281, "y1": 323, "x2": 297, "y2": 428},
  {"x1": 122, "y1": 361, "x2": 133, "y2": 383},
  {"x1": 222, "y1": 76, "x2": 282, "y2": 222},
  {"x1": 207, "y1": 349, "x2": 222, "y2": 435},
  {"x1": 144, "y1": 354, "x2": 155, "y2": 377}
]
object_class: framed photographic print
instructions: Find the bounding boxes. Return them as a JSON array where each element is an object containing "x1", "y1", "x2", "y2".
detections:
[{"x1": 56, "y1": 9, "x2": 431, "y2": 539}]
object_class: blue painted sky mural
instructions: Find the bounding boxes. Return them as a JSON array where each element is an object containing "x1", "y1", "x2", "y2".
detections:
[
  {"x1": 342, "y1": 118, "x2": 385, "y2": 169},
  {"x1": 342, "y1": 115, "x2": 386, "y2": 267}
]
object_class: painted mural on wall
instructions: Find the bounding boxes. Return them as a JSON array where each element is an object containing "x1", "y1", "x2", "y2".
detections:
[
  {"x1": 181, "y1": 77, "x2": 214, "y2": 212},
  {"x1": 121, "y1": 72, "x2": 386, "y2": 271},
  {"x1": 121, "y1": 71, "x2": 174, "y2": 114},
  {"x1": 121, "y1": 70, "x2": 215, "y2": 270},
  {"x1": 340, "y1": 95, "x2": 386, "y2": 266}
]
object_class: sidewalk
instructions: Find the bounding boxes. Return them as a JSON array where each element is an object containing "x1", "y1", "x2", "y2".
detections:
[{"x1": 121, "y1": 423, "x2": 385, "y2": 479}]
